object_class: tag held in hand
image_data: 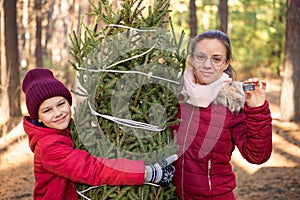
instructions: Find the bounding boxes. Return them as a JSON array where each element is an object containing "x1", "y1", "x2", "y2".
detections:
[{"x1": 243, "y1": 83, "x2": 255, "y2": 91}]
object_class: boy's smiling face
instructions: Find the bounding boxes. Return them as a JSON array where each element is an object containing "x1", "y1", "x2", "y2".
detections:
[{"x1": 38, "y1": 96, "x2": 71, "y2": 130}]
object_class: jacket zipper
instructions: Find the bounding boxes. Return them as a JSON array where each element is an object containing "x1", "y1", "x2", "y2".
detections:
[
  {"x1": 181, "y1": 108, "x2": 195, "y2": 200},
  {"x1": 208, "y1": 159, "x2": 212, "y2": 190}
]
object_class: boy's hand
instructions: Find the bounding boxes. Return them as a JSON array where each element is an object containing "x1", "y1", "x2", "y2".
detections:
[{"x1": 144, "y1": 154, "x2": 178, "y2": 187}]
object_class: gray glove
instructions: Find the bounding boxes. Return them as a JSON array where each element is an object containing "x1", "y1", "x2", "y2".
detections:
[{"x1": 144, "y1": 154, "x2": 178, "y2": 187}]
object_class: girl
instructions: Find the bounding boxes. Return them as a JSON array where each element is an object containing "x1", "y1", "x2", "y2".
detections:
[
  {"x1": 171, "y1": 30, "x2": 272, "y2": 200},
  {"x1": 22, "y1": 68, "x2": 177, "y2": 200}
]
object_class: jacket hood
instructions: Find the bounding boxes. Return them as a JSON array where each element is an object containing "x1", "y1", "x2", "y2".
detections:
[
  {"x1": 23, "y1": 116, "x2": 70, "y2": 152},
  {"x1": 212, "y1": 81, "x2": 245, "y2": 113}
]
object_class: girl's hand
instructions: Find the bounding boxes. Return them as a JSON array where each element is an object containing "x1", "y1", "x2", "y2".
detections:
[{"x1": 244, "y1": 78, "x2": 266, "y2": 108}]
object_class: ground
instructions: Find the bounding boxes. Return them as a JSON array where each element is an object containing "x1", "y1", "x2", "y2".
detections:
[{"x1": 0, "y1": 78, "x2": 300, "y2": 200}]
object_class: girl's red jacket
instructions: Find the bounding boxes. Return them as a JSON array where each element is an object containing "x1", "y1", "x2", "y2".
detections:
[{"x1": 171, "y1": 100, "x2": 272, "y2": 200}]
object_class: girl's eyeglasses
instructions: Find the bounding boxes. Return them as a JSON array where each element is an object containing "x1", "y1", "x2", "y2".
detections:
[{"x1": 192, "y1": 53, "x2": 227, "y2": 66}]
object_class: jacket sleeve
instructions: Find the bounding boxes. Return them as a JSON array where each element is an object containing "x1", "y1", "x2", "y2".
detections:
[
  {"x1": 231, "y1": 101, "x2": 272, "y2": 164},
  {"x1": 38, "y1": 136, "x2": 145, "y2": 186}
]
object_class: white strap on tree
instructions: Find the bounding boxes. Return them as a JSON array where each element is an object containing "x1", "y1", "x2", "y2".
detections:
[
  {"x1": 77, "y1": 186, "x2": 99, "y2": 200},
  {"x1": 77, "y1": 67, "x2": 180, "y2": 85},
  {"x1": 104, "y1": 43, "x2": 157, "y2": 70},
  {"x1": 108, "y1": 24, "x2": 158, "y2": 32},
  {"x1": 88, "y1": 101, "x2": 165, "y2": 132}
]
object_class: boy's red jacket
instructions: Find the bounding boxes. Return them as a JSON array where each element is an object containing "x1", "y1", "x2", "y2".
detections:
[{"x1": 23, "y1": 116, "x2": 145, "y2": 200}]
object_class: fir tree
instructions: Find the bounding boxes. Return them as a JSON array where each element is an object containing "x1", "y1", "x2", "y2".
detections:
[{"x1": 69, "y1": 0, "x2": 187, "y2": 199}]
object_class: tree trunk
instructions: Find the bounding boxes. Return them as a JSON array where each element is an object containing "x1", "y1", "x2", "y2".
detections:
[
  {"x1": 48, "y1": 0, "x2": 77, "y2": 85},
  {"x1": 0, "y1": 0, "x2": 22, "y2": 133},
  {"x1": 218, "y1": 0, "x2": 228, "y2": 34},
  {"x1": 34, "y1": 0, "x2": 43, "y2": 68},
  {"x1": 280, "y1": 0, "x2": 300, "y2": 122},
  {"x1": 189, "y1": 0, "x2": 197, "y2": 38}
]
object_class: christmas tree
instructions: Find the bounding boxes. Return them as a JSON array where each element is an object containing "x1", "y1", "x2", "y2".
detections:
[{"x1": 69, "y1": 0, "x2": 186, "y2": 199}]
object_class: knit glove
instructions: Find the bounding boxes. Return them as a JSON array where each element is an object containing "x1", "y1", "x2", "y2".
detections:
[{"x1": 144, "y1": 154, "x2": 178, "y2": 187}]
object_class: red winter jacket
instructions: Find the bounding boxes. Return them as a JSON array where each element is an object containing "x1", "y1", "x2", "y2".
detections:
[
  {"x1": 23, "y1": 117, "x2": 145, "y2": 200},
  {"x1": 171, "y1": 82, "x2": 272, "y2": 200}
]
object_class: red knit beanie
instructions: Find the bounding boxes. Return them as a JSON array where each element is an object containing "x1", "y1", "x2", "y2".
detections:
[{"x1": 22, "y1": 68, "x2": 72, "y2": 121}]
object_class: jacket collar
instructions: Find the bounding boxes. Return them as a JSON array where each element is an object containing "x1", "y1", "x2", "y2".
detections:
[
  {"x1": 23, "y1": 116, "x2": 70, "y2": 152},
  {"x1": 212, "y1": 81, "x2": 245, "y2": 113}
]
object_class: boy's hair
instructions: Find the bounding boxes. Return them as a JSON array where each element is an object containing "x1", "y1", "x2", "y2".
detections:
[{"x1": 22, "y1": 68, "x2": 72, "y2": 121}]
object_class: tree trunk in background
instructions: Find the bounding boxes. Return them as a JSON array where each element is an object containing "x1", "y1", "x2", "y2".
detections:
[
  {"x1": 189, "y1": 0, "x2": 197, "y2": 38},
  {"x1": 218, "y1": 0, "x2": 228, "y2": 34},
  {"x1": 51, "y1": 0, "x2": 66, "y2": 78},
  {"x1": 48, "y1": 0, "x2": 84, "y2": 86},
  {"x1": 45, "y1": 0, "x2": 55, "y2": 51},
  {"x1": 0, "y1": 0, "x2": 22, "y2": 134},
  {"x1": 34, "y1": 0, "x2": 43, "y2": 68},
  {"x1": 19, "y1": 0, "x2": 36, "y2": 69},
  {"x1": 280, "y1": 0, "x2": 300, "y2": 122}
]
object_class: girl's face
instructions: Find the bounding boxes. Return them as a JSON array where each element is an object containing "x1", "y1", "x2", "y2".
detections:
[
  {"x1": 191, "y1": 38, "x2": 229, "y2": 85},
  {"x1": 38, "y1": 96, "x2": 71, "y2": 130}
]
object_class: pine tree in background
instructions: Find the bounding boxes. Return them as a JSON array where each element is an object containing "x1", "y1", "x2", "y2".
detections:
[{"x1": 68, "y1": 0, "x2": 187, "y2": 199}]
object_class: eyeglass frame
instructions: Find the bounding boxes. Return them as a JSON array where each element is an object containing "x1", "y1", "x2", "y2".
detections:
[{"x1": 191, "y1": 52, "x2": 228, "y2": 67}]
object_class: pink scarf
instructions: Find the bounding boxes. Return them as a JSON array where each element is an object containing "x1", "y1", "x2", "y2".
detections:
[{"x1": 182, "y1": 67, "x2": 232, "y2": 108}]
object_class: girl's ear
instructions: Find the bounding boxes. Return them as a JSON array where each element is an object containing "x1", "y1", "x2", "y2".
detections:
[
  {"x1": 38, "y1": 119, "x2": 42, "y2": 123},
  {"x1": 224, "y1": 60, "x2": 230, "y2": 71}
]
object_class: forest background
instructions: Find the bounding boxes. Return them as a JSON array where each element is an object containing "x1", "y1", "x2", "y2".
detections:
[{"x1": 0, "y1": 0, "x2": 300, "y2": 199}]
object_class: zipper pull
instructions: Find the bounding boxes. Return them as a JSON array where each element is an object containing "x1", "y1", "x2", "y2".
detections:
[{"x1": 208, "y1": 159, "x2": 212, "y2": 190}]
